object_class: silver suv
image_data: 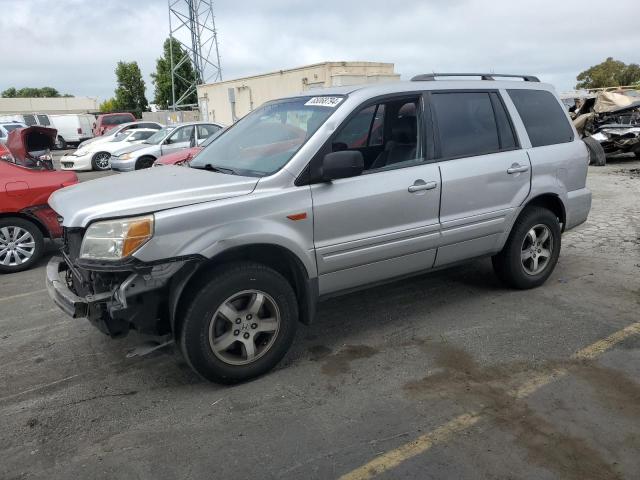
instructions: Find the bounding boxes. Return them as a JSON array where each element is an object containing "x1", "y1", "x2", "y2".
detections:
[{"x1": 47, "y1": 73, "x2": 591, "y2": 383}]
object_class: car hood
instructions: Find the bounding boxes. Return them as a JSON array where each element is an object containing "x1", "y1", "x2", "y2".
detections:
[
  {"x1": 112, "y1": 143, "x2": 153, "y2": 156},
  {"x1": 49, "y1": 165, "x2": 260, "y2": 227}
]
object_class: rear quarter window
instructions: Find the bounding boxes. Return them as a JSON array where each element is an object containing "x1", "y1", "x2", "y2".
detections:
[{"x1": 508, "y1": 89, "x2": 574, "y2": 147}]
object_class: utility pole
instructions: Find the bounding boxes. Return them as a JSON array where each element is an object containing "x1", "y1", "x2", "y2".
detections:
[{"x1": 167, "y1": 0, "x2": 222, "y2": 110}]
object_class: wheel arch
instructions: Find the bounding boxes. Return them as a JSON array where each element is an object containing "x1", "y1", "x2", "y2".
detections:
[
  {"x1": 522, "y1": 193, "x2": 566, "y2": 231},
  {"x1": 169, "y1": 243, "x2": 318, "y2": 337},
  {"x1": 0, "y1": 212, "x2": 51, "y2": 238}
]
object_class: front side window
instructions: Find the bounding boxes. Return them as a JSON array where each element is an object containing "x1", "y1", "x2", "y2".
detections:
[
  {"x1": 191, "y1": 96, "x2": 339, "y2": 176},
  {"x1": 508, "y1": 89, "x2": 574, "y2": 147},
  {"x1": 331, "y1": 97, "x2": 420, "y2": 171},
  {"x1": 432, "y1": 92, "x2": 500, "y2": 158},
  {"x1": 166, "y1": 126, "x2": 194, "y2": 144},
  {"x1": 144, "y1": 127, "x2": 174, "y2": 145}
]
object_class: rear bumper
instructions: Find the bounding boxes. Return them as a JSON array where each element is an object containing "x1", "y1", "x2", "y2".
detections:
[{"x1": 565, "y1": 187, "x2": 592, "y2": 230}]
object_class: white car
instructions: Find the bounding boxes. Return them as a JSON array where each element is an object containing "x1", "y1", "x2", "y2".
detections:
[
  {"x1": 76, "y1": 121, "x2": 163, "y2": 149},
  {"x1": 60, "y1": 129, "x2": 159, "y2": 171}
]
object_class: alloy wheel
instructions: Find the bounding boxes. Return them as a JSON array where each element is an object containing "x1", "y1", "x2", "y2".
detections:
[
  {"x1": 521, "y1": 224, "x2": 553, "y2": 275},
  {"x1": 94, "y1": 152, "x2": 110, "y2": 170},
  {"x1": 0, "y1": 226, "x2": 36, "y2": 266},
  {"x1": 208, "y1": 289, "x2": 281, "y2": 366}
]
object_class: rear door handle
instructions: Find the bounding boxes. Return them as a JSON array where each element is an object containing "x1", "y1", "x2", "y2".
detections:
[
  {"x1": 507, "y1": 164, "x2": 529, "y2": 174},
  {"x1": 408, "y1": 180, "x2": 438, "y2": 193}
]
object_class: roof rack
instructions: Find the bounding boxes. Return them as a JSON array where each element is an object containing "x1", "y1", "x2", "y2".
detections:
[{"x1": 411, "y1": 73, "x2": 540, "y2": 82}]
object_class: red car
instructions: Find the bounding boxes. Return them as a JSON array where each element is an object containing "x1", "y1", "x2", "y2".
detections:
[
  {"x1": 92, "y1": 112, "x2": 136, "y2": 137},
  {"x1": 0, "y1": 126, "x2": 77, "y2": 273}
]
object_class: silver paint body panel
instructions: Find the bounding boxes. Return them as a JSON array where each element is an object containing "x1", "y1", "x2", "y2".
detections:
[{"x1": 49, "y1": 79, "x2": 591, "y2": 298}]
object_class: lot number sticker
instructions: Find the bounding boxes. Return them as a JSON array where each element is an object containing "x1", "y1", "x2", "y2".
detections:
[{"x1": 305, "y1": 96, "x2": 343, "y2": 108}]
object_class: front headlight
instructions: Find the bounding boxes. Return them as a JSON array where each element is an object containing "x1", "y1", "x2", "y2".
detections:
[
  {"x1": 119, "y1": 153, "x2": 133, "y2": 160},
  {"x1": 80, "y1": 215, "x2": 154, "y2": 260},
  {"x1": 76, "y1": 149, "x2": 89, "y2": 156}
]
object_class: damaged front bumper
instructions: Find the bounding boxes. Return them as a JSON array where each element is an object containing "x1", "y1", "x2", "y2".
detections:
[
  {"x1": 46, "y1": 255, "x2": 194, "y2": 337},
  {"x1": 46, "y1": 257, "x2": 111, "y2": 318}
]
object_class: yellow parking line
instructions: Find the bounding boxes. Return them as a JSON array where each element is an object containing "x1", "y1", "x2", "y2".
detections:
[
  {"x1": 0, "y1": 288, "x2": 47, "y2": 303},
  {"x1": 338, "y1": 321, "x2": 640, "y2": 480}
]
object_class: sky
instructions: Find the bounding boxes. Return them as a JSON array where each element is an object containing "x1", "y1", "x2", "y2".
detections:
[{"x1": 1, "y1": 0, "x2": 639, "y2": 102}]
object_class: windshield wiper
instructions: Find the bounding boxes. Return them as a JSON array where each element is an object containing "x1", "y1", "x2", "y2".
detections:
[{"x1": 192, "y1": 163, "x2": 237, "y2": 175}]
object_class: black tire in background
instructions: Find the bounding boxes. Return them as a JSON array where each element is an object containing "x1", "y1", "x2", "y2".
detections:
[
  {"x1": 0, "y1": 217, "x2": 45, "y2": 274},
  {"x1": 631, "y1": 143, "x2": 640, "y2": 159},
  {"x1": 492, "y1": 207, "x2": 561, "y2": 290},
  {"x1": 583, "y1": 136, "x2": 606, "y2": 166},
  {"x1": 135, "y1": 156, "x2": 156, "y2": 170},
  {"x1": 55, "y1": 135, "x2": 67, "y2": 150},
  {"x1": 91, "y1": 152, "x2": 111, "y2": 171},
  {"x1": 179, "y1": 262, "x2": 298, "y2": 384}
]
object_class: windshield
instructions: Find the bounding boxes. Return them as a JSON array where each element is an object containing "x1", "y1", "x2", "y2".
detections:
[
  {"x1": 2, "y1": 124, "x2": 24, "y2": 133},
  {"x1": 190, "y1": 96, "x2": 341, "y2": 176},
  {"x1": 103, "y1": 114, "x2": 134, "y2": 125},
  {"x1": 144, "y1": 126, "x2": 174, "y2": 145}
]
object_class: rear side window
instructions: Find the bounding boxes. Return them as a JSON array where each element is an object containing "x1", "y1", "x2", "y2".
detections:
[
  {"x1": 37, "y1": 114, "x2": 50, "y2": 126},
  {"x1": 508, "y1": 89, "x2": 574, "y2": 147},
  {"x1": 23, "y1": 115, "x2": 36, "y2": 126},
  {"x1": 432, "y1": 92, "x2": 500, "y2": 158}
]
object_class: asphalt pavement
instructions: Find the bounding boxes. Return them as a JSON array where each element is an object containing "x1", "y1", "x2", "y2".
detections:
[{"x1": 0, "y1": 153, "x2": 639, "y2": 479}]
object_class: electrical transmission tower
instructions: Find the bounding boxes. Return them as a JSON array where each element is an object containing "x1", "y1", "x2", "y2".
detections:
[{"x1": 167, "y1": 0, "x2": 222, "y2": 109}]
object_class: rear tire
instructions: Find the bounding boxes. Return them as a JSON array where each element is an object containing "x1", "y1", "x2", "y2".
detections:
[
  {"x1": 91, "y1": 152, "x2": 111, "y2": 171},
  {"x1": 631, "y1": 143, "x2": 640, "y2": 159},
  {"x1": 0, "y1": 218, "x2": 45, "y2": 274},
  {"x1": 492, "y1": 207, "x2": 561, "y2": 289},
  {"x1": 55, "y1": 135, "x2": 67, "y2": 150},
  {"x1": 179, "y1": 262, "x2": 298, "y2": 384},
  {"x1": 583, "y1": 136, "x2": 606, "y2": 166}
]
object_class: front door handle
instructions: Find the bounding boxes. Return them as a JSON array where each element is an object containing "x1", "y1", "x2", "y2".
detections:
[
  {"x1": 408, "y1": 180, "x2": 438, "y2": 193},
  {"x1": 507, "y1": 164, "x2": 529, "y2": 174}
]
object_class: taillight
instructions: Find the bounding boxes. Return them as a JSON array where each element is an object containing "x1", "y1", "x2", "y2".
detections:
[
  {"x1": 77, "y1": 127, "x2": 82, "y2": 134},
  {"x1": 0, "y1": 143, "x2": 14, "y2": 162}
]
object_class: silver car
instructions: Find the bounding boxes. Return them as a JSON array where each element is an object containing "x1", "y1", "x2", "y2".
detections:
[
  {"x1": 47, "y1": 73, "x2": 591, "y2": 384},
  {"x1": 109, "y1": 122, "x2": 224, "y2": 171}
]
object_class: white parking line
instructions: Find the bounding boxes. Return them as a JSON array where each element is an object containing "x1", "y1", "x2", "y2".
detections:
[{"x1": 0, "y1": 288, "x2": 47, "y2": 303}]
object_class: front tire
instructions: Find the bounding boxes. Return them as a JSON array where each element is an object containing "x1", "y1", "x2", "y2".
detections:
[
  {"x1": 492, "y1": 207, "x2": 561, "y2": 289},
  {"x1": 91, "y1": 152, "x2": 111, "y2": 171},
  {"x1": 135, "y1": 156, "x2": 156, "y2": 170},
  {"x1": 0, "y1": 218, "x2": 45, "y2": 274},
  {"x1": 179, "y1": 262, "x2": 298, "y2": 384}
]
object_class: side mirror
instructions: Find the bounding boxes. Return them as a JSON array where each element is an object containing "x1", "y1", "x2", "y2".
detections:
[{"x1": 321, "y1": 150, "x2": 364, "y2": 181}]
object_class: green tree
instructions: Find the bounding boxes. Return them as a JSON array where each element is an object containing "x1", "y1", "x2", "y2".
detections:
[
  {"x1": 151, "y1": 37, "x2": 198, "y2": 109},
  {"x1": 1, "y1": 86, "x2": 69, "y2": 98},
  {"x1": 113, "y1": 61, "x2": 148, "y2": 117},
  {"x1": 1, "y1": 87, "x2": 17, "y2": 98},
  {"x1": 99, "y1": 98, "x2": 119, "y2": 113},
  {"x1": 576, "y1": 57, "x2": 640, "y2": 89}
]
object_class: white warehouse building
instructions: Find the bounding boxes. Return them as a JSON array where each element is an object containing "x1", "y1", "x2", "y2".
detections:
[{"x1": 197, "y1": 61, "x2": 400, "y2": 125}]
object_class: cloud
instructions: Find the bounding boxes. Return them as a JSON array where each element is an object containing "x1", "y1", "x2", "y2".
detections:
[{"x1": 0, "y1": 0, "x2": 638, "y2": 102}]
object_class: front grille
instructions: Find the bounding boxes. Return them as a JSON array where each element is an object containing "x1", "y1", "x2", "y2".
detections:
[{"x1": 62, "y1": 162, "x2": 74, "y2": 168}]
